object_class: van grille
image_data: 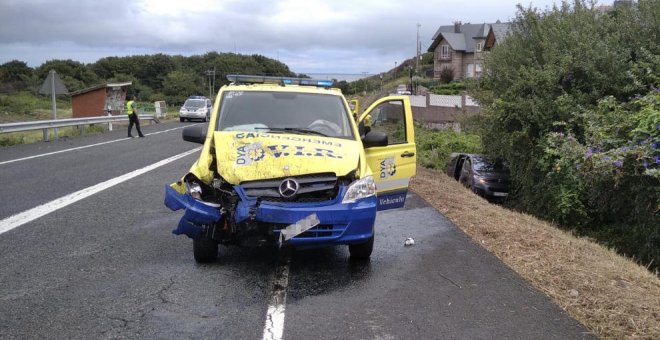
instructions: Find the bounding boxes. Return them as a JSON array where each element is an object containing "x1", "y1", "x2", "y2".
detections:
[{"x1": 240, "y1": 173, "x2": 338, "y2": 202}]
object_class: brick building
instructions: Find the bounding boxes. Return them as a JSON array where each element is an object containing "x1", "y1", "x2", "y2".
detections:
[{"x1": 71, "y1": 82, "x2": 132, "y2": 118}]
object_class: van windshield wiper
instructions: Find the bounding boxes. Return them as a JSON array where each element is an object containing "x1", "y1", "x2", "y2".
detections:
[{"x1": 255, "y1": 127, "x2": 327, "y2": 137}]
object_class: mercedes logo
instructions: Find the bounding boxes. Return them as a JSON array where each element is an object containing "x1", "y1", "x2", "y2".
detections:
[{"x1": 278, "y1": 178, "x2": 299, "y2": 198}]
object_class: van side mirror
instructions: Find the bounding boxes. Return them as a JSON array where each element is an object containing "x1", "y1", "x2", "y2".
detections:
[
  {"x1": 182, "y1": 124, "x2": 207, "y2": 144},
  {"x1": 362, "y1": 130, "x2": 388, "y2": 148}
]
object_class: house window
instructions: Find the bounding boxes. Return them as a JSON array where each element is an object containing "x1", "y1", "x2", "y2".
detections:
[
  {"x1": 475, "y1": 63, "x2": 483, "y2": 73},
  {"x1": 466, "y1": 64, "x2": 475, "y2": 78},
  {"x1": 441, "y1": 45, "x2": 450, "y2": 59},
  {"x1": 476, "y1": 42, "x2": 483, "y2": 52}
]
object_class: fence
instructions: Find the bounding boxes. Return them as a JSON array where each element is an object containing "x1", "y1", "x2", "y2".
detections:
[
  {"x1": 410, "y1": 93, "x2": 481, "y2": 131},
  {"x1": 0, "y1": 114, "x2": 158, "y2": 142}
]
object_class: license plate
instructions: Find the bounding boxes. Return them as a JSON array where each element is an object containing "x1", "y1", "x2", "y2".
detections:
[{"x1": 493, "y1": 192, "x2": 508, "y2": 197}]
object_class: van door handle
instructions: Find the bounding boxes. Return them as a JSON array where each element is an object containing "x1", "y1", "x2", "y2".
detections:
[{"x1": 401, "y1": 151, "x2": 415, "y2": 158}]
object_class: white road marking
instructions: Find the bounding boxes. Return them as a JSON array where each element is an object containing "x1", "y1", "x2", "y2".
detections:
[
  {"x1": 0, "y1": 125, "x2": 197, "y2": 166},
  {"x1": 0, "y1": 147, "x2": 201, "y2": 235},
  {"x1": 263, "y1": 256, "x2": 291, "y2": 340}
]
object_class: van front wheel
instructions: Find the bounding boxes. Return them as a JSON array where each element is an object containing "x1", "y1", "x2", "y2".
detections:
[
  {"x1": 193, "y1": 237, "x2": 218, "y2": 263},
  {"x1": 349, "y1": 236, "x2": 374, "y2": 259}
]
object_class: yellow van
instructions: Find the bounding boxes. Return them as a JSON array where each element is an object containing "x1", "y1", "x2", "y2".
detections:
[{"x1": 165, "y1": 75, "x2": 416, "y2": 262}]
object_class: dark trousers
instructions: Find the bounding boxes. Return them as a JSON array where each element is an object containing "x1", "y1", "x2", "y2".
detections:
[{"x1": 128, "y1": 113, "x2": 144, "y2": 137}]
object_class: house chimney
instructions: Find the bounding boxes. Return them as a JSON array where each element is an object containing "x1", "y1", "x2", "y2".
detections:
[{"x1": 454, "y1": 21, "x2": 462, "y2": 33}]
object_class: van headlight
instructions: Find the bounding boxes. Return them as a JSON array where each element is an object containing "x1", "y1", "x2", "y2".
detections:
[
  {"x1": 185, "y1": 180, "x2": 202, "y2": 199},
  {"x1": 342, "y1": 176, "x2": 376, "y2": 204}
]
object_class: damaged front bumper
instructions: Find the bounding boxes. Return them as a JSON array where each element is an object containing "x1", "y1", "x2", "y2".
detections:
[
  {"x1": 164, "y1": 185, "x2": 222, "y2": 239},
  {"x1": 163, "y1": 184, "x2": 377, "y2": 247},
  {"x1": 233, "y1": 186, "x2": 377, "y2": 248}
]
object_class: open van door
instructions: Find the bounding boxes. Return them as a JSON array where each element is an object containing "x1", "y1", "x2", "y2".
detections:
[{"x1": 358, "y1": 96, "x2": 416, "y2": 210}]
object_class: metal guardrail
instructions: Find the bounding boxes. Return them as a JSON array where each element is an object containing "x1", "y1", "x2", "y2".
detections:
[{"x1": 0, "y1": 114, "x2": 158, "y2": 142}]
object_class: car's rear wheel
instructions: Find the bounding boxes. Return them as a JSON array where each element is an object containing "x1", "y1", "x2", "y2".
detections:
[
  {"x1": 180, "y1": 117, "x2": 185, "y2": 122},
  {"x1": 349, "y1": 236, "x2": 374, "y2": 259},
  {"x1": 193, "y1": 237, "x2": 218, "y2": 263}
]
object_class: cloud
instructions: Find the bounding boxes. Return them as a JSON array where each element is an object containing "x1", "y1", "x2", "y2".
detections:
[{"x1": 0, "y1": 0, "x2": 561, "y2": 73}]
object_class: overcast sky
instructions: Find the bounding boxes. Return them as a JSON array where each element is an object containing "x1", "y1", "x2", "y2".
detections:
[{"x1": 1, "y1": 0, "x2": 579, "y2": 76}]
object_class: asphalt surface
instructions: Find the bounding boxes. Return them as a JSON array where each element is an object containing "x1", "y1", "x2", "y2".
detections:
[{"x1": 0, "y1": 121, "x2": 595, "y2": 339}]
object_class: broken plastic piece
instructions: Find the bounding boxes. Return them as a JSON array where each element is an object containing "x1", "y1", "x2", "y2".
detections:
[
  {"x1": 165, "y1": 185, "x2": 222, "y2": 239},
  {"x1": 404, "y1": 237, "x2": 415, "y2": 246}
]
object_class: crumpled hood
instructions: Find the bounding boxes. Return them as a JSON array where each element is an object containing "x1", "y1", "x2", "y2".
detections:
[{"x1": 214, "y1": 131, "x2": 360, "y2": 184}]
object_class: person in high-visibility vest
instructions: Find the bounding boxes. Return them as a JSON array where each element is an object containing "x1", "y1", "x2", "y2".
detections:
[
  {"x1": 126, "y1": 95, "x2": 145, "y2": 138},
  {"x1": 363, "y1": 113, "x2": 372, "y2": 133}
]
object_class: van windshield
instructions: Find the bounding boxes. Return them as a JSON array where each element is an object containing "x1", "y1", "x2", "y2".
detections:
[
  {"x1": 183, "y1": 99, "x2": 206, "y2": 108},
  {"x1": 473, "y1": 157, "x2": 508, "y2": 173},
  {"x1": 217, "y1": 91, "x2": 354, "y2": 139}
]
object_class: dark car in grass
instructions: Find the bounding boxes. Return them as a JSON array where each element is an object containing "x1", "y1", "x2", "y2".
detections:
[{"x1": 446, "y1": 153, "x2": 510, "y2": 200}]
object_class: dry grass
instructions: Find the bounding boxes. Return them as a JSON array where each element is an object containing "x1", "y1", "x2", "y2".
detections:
[{"x1": 411, "y1": 167, "x2": 660, "y2": 339}]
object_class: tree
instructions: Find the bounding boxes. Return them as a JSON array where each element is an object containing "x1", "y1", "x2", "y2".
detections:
[
  {"x1": 163, "y1": 70, "x2": 203, "y2": 105},
  {"x1": 0, "y1": 60, "x2": 33, "y2": 92},
  {"x1": 135, "y1": 53, "x2": 176, "y2": 91},
  {"x1": 439, "y1": 67, "x2": 454, "y2": 84},
  {"x1": 335, "y1": 80, "x2": 351, "y2": 95},
  {"x1": 5, "y1": 51, "x2": 302, "y2": 115},
  {"x1": 35, "y1": 59, "x2": 99, "y2": 92},
  {"x1": 471, "y1": 0, "x2": 659, "y2": 267}
]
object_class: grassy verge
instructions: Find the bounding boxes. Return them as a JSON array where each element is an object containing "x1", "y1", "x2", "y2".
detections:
[
  {"x1": 411, "y1": 167, "x2": 660, "y2": 339},
  {"x1": 0, "y1": 101, "x2": 178, "y2": 147},
  {"x1": 0, "y1": 125, "x2": 107, "y2": 147},
  {"x1": 0, "y1": 92, "x2": 72, "y2": 123}
]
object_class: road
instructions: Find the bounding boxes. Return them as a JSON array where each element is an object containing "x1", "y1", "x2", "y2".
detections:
[{"x1": 0, "y1": 121, "x2": 594, "y2": 339}]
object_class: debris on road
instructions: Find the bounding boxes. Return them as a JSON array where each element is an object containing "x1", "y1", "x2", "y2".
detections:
[{"x1": 404, "y1": 237, "x2": 415, "y2": 246}]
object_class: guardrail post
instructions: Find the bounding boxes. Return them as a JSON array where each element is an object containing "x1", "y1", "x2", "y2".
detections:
[
  {"x1": 43, "y1": 128, "x2": 49, "y2": 142},
  {"x1": 79, "y1": 125, "x2": 85, "y2": 136}
]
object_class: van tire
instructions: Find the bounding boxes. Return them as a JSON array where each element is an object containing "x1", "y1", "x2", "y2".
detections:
[
  {"x1": 349, "y1": 236, "x2": 374, "y2": 259},
  {"x1": 180, "y1": 117, "x2": 185, "y2": 122},
  {"x1": 193, "y1": 237, "x2": 218, "y2": 263}
]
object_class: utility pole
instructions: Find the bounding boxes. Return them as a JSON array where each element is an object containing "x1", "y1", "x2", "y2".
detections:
[
  {"x1": 380, "y1": 73, "x2": 384, "y2": 92},
  {"x1": 205, "y1": 68, "x2": 216, "y2": 98},
  {"x1": 409, "y1": 66, "x2": 414, "y2": 95},
  {"x1": 416, "y1": 23, "x2": 421, "y2": 73}
]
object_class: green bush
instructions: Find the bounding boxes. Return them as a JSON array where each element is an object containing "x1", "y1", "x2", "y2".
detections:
[
  {"x1": 415, "y1": 123, "x2": 483, "y2": 170},
  {"x1": 471, "y1": 0, "x2": 660, "y2": 270},
  {"x1": 430, "y1": 82, "x2": 466, "y2": 95},
  {"x1": 0, "y1": 92, "x2": 70, "y2": 117},
  {"x1": 439, "y1": 67, "x2": 454, "y2": 84}
]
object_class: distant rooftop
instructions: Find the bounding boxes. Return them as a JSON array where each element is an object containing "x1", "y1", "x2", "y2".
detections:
[
  {"x1": 71, "y1": 82, "x2": 132, "y2": 96},
  {"x1": 428, "y1": 21, "x2": 511, "y2": 53}
]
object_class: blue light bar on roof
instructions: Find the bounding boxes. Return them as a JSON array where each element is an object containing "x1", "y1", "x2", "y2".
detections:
[{"x1": 226, "y1": 74, "x2": 334, "y2": 87}]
